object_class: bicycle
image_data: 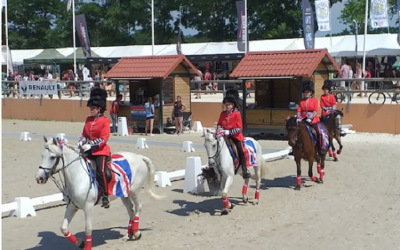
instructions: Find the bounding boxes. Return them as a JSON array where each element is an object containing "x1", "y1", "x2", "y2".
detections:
[
  {"x1": 368, "y1": 81, "x2": 400, "y2": 104},
  {"x1": 332, "y1": 83, "x2": 351, "y2": 103}
]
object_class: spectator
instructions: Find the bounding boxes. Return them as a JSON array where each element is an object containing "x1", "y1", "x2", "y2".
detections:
[
  {"x1": 144, "y1": 97, "x2": 155, "y2": 136},
  {"x1": 193, "y1": 67, "x2": 203, "y2": 99},
  {"x1": 110, "y1": 94, "x2": 123, "y2": 133},
  {"x1": 363, "y1": 68, "x2": 371, "y2": 97},
  {"x1": 339, "y1": 59, "x2": 349, "y2": 89},
  {"x1": 204, "y1": 69, "x2": 212, "y2": 93},
  {"x1": 67, "y1": 69, "x2": 75, "y2": 97},
  {"x1": 43, "y1": 70, "x2": 53, "y2": 99},
  {"x1": 53, "y1": 73, "x2": 61, "y2": 99},
  {"x1": 212, "y1": 72, "x2": 219, "y2": 94}
]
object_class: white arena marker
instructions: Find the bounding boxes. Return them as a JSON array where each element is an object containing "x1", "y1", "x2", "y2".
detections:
[
  {"x1": 9, "y1": 197, "x2": 36, "y2": 218},
  {"x1": 183, "y1": 157, "x2": 205, "y2": 194},
  {"x1": 181, "y1": 141, "x2": 195, "y2": 152},
  {"x1": 154, "y1": 171, "x2": 172, "y2": 188},
  {"x1": 118, "y1": 117, "x2": 129, "y2": 136},
  {"x1": 20, "y1": 132, "x2": 31, "y2": 141},
  {"x1": 56, "y1": 133, "x2": 68, "y2": 143},
  {"x1": 136, "y1": 138, "x2": 148, "y2": 149},
  {"x1": 192, "y1": 121, "x2": 203, "y2": 132}
]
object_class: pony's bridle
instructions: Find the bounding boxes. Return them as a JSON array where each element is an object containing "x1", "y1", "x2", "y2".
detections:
[{"x1": 208, "y1": 136, "x2": 225, "y2": 167}]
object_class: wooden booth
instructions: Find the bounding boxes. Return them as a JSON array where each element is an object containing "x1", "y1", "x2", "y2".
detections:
[
  {"x1": 230, "y1": 49, "x2": 341, "y2": 135},
  {"x1": 106, "y1": 55, "x2": 201, "y2": 133}
]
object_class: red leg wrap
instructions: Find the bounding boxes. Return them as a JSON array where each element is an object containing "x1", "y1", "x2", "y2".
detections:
[
  {"x1": 333, "y1": 150, "x2": 337, "y2": 158},
  {"x1": 255, "y1": 189, "x2": 260, "y2": 200},
  {"x1": 317, "y1": 163, "x2": 321, "y2": 174},
  {"x1": 133, "y1": 216, "x2": 139, "y2": 232},
  {"x1": 310, "y1": 176, "x2": 317, "y2": 182},
  {"x1": 128, "y1": 220, "x2": 133, "y2": 235},
  {"x1": 242, "y1": 183, "x2": 248, "y2": 195},
  {"x1": 297, "y1": 175, "x2": 301, "y2": 186},
  {"x1": 64, "y1": 232, "x2": 78, "y2": 244},
  {"x1": 85, "y1": 235, "x2": 92, "y2": 250},
  {"x1": 328, "y1": 149, "x2": 332, "y2": 156},
  {"x1": 319, "y1": 169, "x2": 324, "y2": 180},
  {"x1": 222, "y1": 197, "x2": 230, "y2": 209}
]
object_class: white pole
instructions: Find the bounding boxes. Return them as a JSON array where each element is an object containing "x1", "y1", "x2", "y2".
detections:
[
  {"x1": 151, "y1": 0, "x2": 154, "y2": 56},
  {"x1": 329, "y1": 3, "x2": 332, "y2": 47},
  {"x1": 5, "y1": 0, "x2": 9, "y2": 74},
  {"x1": 72, "y1": 0, "x2": 77, "y2": 78},
  {"x1": 361, "y1": 0, "x2": 368, "y2": 91},
  {"x1": 244, "y1": 0, "x2": 247, "y2": 54}
]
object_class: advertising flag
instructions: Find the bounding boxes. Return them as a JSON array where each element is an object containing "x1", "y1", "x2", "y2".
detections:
[
  {"x1": 236, "y1": 1, "x2": 249, "y2": 52},
  {"x1": 75, "y1": 14, "x2": 92, "y2": 58},
  {"x1": 315, "y1": 0, "x2": 330, "y2": 31},
  {"x1": 177, "y1": 29, "x2": 182, "y2": 55},
  {"x1": 302, "y1": 0, "x2": 315, "y2": 49},
  {"x1": 67, "y1": 0, "x2": 72, "y2": 11},
  {"x1": 370, "y1": 0, "x2": 389, "y2": 28}
]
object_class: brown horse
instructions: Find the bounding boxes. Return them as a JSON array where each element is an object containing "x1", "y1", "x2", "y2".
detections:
[
  {"x1": 320, "y1": 109, "x2": 344, "y2": 162},
  {"x1": 285, "y1": 117, "x2": 327, "y2": 190}
]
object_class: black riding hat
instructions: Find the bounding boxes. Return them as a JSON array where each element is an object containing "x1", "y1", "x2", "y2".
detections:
[
  {"x1": 322, "y1": 79, "x2": 333, "y2": 92},
  {"x1": 223, "y1": 95, "x2": 237, "y2": 106},
  {"x1": 302, "y1": 80, "x2": 315, "y2": 94},
  {"x1": 87, "y1": 88, "x2": 108, "y2": 110}
]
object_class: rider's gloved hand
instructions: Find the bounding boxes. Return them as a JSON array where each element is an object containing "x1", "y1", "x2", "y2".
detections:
[
  {"x1": 76, "y1": 137, "x2": 87, "y2": 149},
  {"x1": 304, "y1": 118, "x2": 312, "y2": 124},
  {"x1": 82, "y1": 144, "x2": 91, "y2": 152},
  {"x1": 296, "y1": 117, "x2": 302, "y2": 123},
  {"x1": 224, "y1": 130, "x2": 230, "y2": 136}
]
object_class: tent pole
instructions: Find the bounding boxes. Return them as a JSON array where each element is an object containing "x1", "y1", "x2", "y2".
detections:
[{"x1": 361, "y1": 0, "x2": 368, "y2": 91}]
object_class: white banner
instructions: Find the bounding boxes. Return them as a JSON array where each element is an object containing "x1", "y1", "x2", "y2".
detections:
[
  {"x1": 315, "y1": 0, "x2": 330, "y2": 31},
  {"x1": 1, "y1": 45, "x2": 13, "y2": 73},
  {"x1": 19, "y1": 81, "x2": 58, "y2": 95},
  {"x1": 370, "y1": 0, "x2": 389, "y2": 28}
]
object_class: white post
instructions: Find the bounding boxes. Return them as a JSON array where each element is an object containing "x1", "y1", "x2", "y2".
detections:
[
  {"x1": 244, "y1": 0, "x2": 247, "y2": 54},
  {"x1": 329, "y1": 3, "x2": 332, "y2": 47},
  {"x1": 72, "y1": 0, "x2": 77, "y2": 77},
  {"x1": 361, "y1": 0, "x2": 368, "y2": 91},
  {"x1": 151, "y1": 0, "x2": 155, "y2": 56},
  {"x1": 5, "y1": 0, "x2": 9, "y2": 74}
]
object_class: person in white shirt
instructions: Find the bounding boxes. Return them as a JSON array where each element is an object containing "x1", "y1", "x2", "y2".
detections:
[{"x1": 193, "y1": 68, "x2": 203, "y2": 99}]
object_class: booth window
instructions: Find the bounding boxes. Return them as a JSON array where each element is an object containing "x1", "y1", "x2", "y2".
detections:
[{"x1": 162, "y1": 77, "x2": 174, "y2": 104}]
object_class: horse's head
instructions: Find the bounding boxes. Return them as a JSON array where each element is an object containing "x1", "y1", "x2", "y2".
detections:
[
  {"x1": 334, "y1": 108, "x2": 344, "y2": 127},
  {"x1": 203, "y1": 128, "x2": 222, "y2": 167},
  {"x1": 35, "y1": 136, "x2": 64, "y2": 184},
  {"x1": 285, "y1": 116, "x2": 299, "y2": 147}
]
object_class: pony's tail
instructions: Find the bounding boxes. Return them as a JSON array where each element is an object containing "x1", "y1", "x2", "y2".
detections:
[{"x1": 141, "y1": 155, "x2": 164, "y2": 200}]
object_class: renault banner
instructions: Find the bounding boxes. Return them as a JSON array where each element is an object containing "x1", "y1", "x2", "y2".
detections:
[
  {"x1": 19, "y1": 81, "x2": 58, "y2": 95},
  {"x1": 370, "y1": 0, "x2": 389, "y2": 28},
  {"x1": 302, "y1": 0, "x2": 315, "y2": 49},
  {"x1": 75, "y1": 14, "x2": 92, "y2": 57},
  {"x1": 315, "y1": 0, "x2": 330, "y2": 31}
]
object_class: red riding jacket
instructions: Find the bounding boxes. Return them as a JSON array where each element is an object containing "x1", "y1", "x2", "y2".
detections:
[
  {"x1": 320, "y1": 93, "x2": 337, "y2": 117},
  {"x1": 217, "y1": 109, "x2": 245, "y2": 141},
  {"x1": 297, "y1": 97, "x2": 320, "y2": 124},
  {"x1": 82, "y1": 114, "x2": 111, "y2": 156}
]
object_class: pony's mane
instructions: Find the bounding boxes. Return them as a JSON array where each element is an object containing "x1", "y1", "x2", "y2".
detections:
[
  {"x1": 287, "y1": 117, "x2": 298, "y2": 128},
  {"x1": 45, "y1": 140, "x2": 79, "y2": 155},
  {"x1": 334, "y1": 109, "x2": 344, "y2": 117}
]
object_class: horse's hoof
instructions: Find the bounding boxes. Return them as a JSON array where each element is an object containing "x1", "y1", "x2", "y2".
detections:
[
  {"x1": 329, "y1": 154, "x2": 333, "y2": 157},
  {"x1": 315, "y1": 178, "x2": 321, "y2": 184},
  {"x1": 318, "y1": 179, "x2": 324, "y2": 184},
  {"x1": 76, "y1": 239, "x2": 85, "y2": 249},
  {"x1": 121, "y1": 234, "x2": 132, "y2": 242},
  {"x1": 133, "y1": 232, "x2": 142, "y2": 240},
  {"x1": 229, "y1": 203, "x2": 234, "y2": 209},
  {"x1": 243, "y1": 197, "x2": 248, "y2": 204},
  {"x1": 294, "y1": 185, "x2": 301, "y2": 191},
  {"x1": 333, "y1": 158, "x2": 338, "y2": 162},
  {"x1": 252, "y1": 200, "x2": 259, "y2": 205},
  {"x1": 337, "y1": 149, "x2": 342, "y2": 154},
  {"x1": 221, "y1": 209, "x2": 229, "y2": 215}
]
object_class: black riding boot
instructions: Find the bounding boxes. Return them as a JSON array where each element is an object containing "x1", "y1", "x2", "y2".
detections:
[
  {"x1": 95, "y1": 156, "x2": 111, "y2": 209},
  {"x1": 232, "y1": 138, "x2": 251, "y2": 179}
]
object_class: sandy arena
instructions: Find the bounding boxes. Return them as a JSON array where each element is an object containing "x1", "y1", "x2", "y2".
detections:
[{"x1": 2, "y1": 119, "x2": 400, "y2": 250}]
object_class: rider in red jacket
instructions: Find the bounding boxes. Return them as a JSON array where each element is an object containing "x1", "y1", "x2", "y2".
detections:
[
  {"x1": 320, "y1": 80, "x2": 337, "y2": 124},
  {"x1": 217, "y1": 95, "x2": 250, "y2": 179},
  {"x1": 296, "y1": 80, "x2": 321, "y2": 151},
  {"x1": 77, "y1": 88, "x2": 111, "y2": 208}
]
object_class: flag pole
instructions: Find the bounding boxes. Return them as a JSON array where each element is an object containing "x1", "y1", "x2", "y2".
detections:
[
  {"x1": 72, "y1": 0, "x2": 77, "y2": 78},
  {"x1": 361, "y1": 0, "x2": 368, "y2": 91},
  {"x1": 5, "y1": 0, "x2": 9, "y2": 74},
  {"x1": 244, "y1": 0, "x2": 247, "y2": 54},
  {"x1": 151, "y1": 0, "x2": 154, "y2": 56}
]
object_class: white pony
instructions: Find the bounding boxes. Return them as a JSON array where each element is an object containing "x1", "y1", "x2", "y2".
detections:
[
  {"x1": 203, "y1": 129, "x2": 266, "y2": 215},
  {"x1": 35, "y1": 137, "x2": 162, "y2": 250}
]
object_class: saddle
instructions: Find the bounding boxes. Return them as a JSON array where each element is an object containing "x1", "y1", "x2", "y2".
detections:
[{"x1": 224, "y1": 138, "x2": 241, "y2": 174}]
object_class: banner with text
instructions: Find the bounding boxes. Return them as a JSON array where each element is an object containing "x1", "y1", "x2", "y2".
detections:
[
  {"x1": 370, "y1": 0, "x2": 389, "y2": 28},
  {"x1": 315, "y1": 0, "x2": 330, "y2": 31},
  {"x1": 236, "y1": 1, "x2": 249, "y2": 52},
  {"x1": 19, "y1": 81, "x2": 58, "y2": 95},
  {"x1": 397, "y1": 0, "x2": 400, "y2": 45},
  {"x1": 302, "y1": 0, "x2": 315, "y2": 49},
  {"x1": 75, "y1": 14, "x2": 92, "y2": 58}
]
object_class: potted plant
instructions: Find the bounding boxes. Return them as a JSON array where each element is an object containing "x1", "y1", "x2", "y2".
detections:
[{"x1": 127, "y1": 119, "x2": 137, "y2": 135}]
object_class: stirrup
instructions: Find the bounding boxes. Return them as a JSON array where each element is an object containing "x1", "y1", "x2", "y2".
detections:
[{"x1": 101, "y1": 196, "x2": 110, "y2": 209}]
